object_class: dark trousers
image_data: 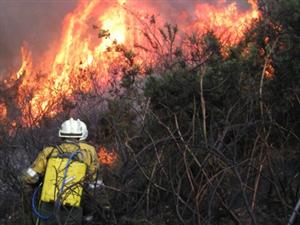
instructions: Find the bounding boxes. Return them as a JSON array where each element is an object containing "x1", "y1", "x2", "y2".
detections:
[{"x1": 37, "y1": 202, "x2": 82, "y2": 225}]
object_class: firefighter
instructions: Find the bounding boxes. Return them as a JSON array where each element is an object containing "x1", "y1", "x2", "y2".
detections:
[{"x1": 21, "y1": 118, "x2": 110, "y2": 225}]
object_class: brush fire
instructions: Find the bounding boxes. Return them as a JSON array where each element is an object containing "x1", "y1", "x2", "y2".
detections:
[
  {"x1": 98, "y1": 147, "x2": 118, "y2": 165},
  {"x1": 0, "y1": 0, "x2": 261, "y2": 164},
  {"x1": 1, "y1": 1, "x2": 298, "y2": 224},
  {"x1": 0, "y1": 0, "x2": 260, "y2": 126}
]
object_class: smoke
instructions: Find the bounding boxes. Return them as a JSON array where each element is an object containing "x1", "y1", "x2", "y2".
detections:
[
  {"x1": 0, "y1": 0, "x2": 252, "y2": 76},
  {"x1": 0, "y1": 0, "x2": 78, "y2": 76}
]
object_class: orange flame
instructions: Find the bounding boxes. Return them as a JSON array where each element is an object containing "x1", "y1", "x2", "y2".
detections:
[
  {"x1": 16, "y1": 43, "x2": 32, "y2": 79},
  {"x1": 191, "y1": 0, "x2": 259, "y2": 45},
  {"x1": 15, "y1": 0, "x2": 129, "y2": 126},
  {"x1": 7, "y1": 0, "x2": 261, "y2": 126},
  {"x1": 98, "y1": 147, "x2": 117, "y2": 165}
]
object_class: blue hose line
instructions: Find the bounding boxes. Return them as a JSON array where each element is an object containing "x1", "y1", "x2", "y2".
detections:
[
  {"x1": 32, "y1": 184, "x2": 53, "y2": 220},
  {"x1": 32, "y1": 149, "x2": 82, "y2": 220}
]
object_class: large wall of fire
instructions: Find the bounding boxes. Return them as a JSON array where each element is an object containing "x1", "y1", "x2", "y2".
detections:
[{"x1": 0, "y1": 0, "x2": 260, "y2": 127}]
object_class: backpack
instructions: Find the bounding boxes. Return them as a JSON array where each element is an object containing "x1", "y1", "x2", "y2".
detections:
[{"x1": 40, "y1": 144, "x2": 87, "y2": 207}]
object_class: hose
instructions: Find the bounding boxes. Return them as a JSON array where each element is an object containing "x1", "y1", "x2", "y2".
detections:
[{"x1": 32, "y1": 183, "x2": 53, "y2": 220}]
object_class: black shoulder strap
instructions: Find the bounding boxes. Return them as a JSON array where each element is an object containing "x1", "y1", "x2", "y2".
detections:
[
  {"x1": 56, "y1": 144, "x2": 65, "y2": 154},
  {"x1": 70, "y1": 142, "x2": 83, "y2": 162},
  {"x1": 57, "y1": 142, "x2": 83, "y2": 162},
  {"x1": 46, "y1": 144, "x2": 66, "y2": 160},
  {"x1": 46, "y1": 145, "x2": 57, "y2": 160}
]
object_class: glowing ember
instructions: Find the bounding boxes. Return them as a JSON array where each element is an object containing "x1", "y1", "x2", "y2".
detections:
[
  {"x1": 98, "y1": 147, "x2": 117, "y2": 165},
  {"x1": 0, "y1": 103, "x2": 7, "y2": 121},
  {"x1": 264, "y1": 60, "x2": 275, "y2": 79}
]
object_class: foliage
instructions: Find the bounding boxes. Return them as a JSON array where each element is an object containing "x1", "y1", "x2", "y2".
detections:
[{"x1": 0, "y1": 1, "x2": 300, "y2": 225}]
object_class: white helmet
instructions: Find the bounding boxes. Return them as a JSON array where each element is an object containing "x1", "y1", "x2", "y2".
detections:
[{"x1": 58, "y1": 118, "x2": 88, "y2": 141}]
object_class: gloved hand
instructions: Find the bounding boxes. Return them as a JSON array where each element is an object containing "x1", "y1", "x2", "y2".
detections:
[
  {"x1": 19, "y1": 172, "x2": 35, "y2": 200},
  {"x1": 22, "y1": 183, "x2": 34, "y2": 195}
]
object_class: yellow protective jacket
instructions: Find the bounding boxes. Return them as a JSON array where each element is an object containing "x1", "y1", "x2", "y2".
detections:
[
  {"x1": 23, "y1": 141, "x2": 99, "y2": 184},
  {"x1": 22, "y1": 141, "x2": 111, "y2": 209}
]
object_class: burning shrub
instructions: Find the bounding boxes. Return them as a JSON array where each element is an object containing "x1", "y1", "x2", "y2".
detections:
[{"x1": 0, "y1": 0, "x2": 299, "y2": 225}]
